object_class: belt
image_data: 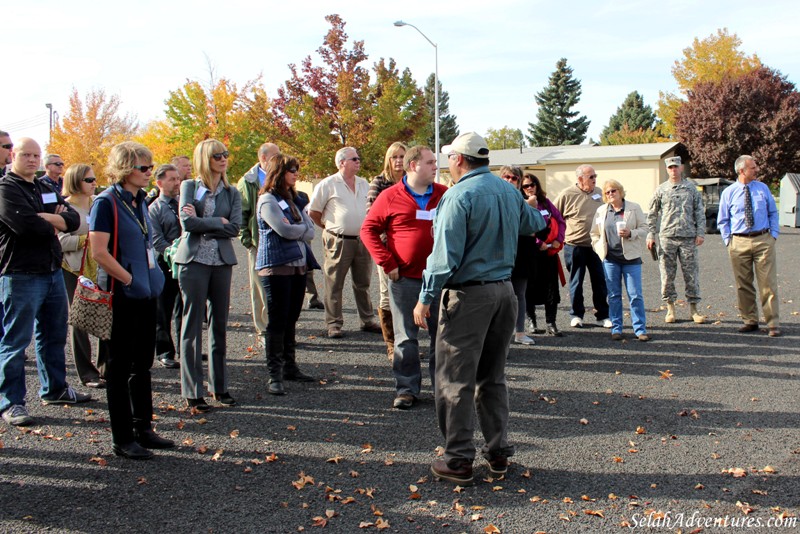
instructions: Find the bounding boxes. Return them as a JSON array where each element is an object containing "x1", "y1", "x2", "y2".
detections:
[
  {"x1": 444, "y1": 278, "x2": 510, "y2": 290},
  {"x1": 732, "y1": 229, "x2": 769, "y2": 237},
  {"x1": 326, "y1": 229, "x2": 359, "y2": 240}
]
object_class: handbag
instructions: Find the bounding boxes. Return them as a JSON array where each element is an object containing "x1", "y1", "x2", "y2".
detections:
[
  {"x1": 68, "y1": 198, "x2": 118, "y2": 340},
  {"x1": 162, "y1": 235, "x2": 183, "y2": 279}
]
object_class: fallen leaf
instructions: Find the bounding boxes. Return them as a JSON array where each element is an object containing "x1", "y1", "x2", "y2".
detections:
[
  {"x1": 137, "y1": 477, "x2": 147, "y2": 485},
  {"x1": 659, "y1": 370, "x2": 673, "y2": 380},
  {"x1": 584, "y1": 509, "x2": 605, "y2": 518},
  {"x1": 752, "y1": 489, "x2": 767, "y2": 495},
  {"x1": 581, "y1": 495, "x2": 596, "y2": 502},
  {"x1": 311, "y1": 517, "x2": 327, "y2": 527},
  {"x1": 229, "y1": 429, "x2": 240, "y2": 438},
  {"x1": 608, "y1": 493, "x2": 618, "y2": 500},
  {"x1": 375, "y1": 518, "x2": 390, "y2": 530},
  {"x1": 530, "y1": 496, "x2": 542, "y2": 503},
  {"x1": 522, "y1": 469, "x2": 532, "y2": 478},
  {"x1": 211, "y1": 449, "x2": 224, "y2": 461},
  {"x1": 176, "y1": 421, "x2": 186, "y2": 430},
  {"x1": 612, "y1": 456, "x2": 624, "y2": 463},
  {"x1": 563, "y1": 497, "x2": 574, "y2": 504},
  {"x1": 196, "y1": 417, "x2": 208, "y2": 425},
  {"x1": 265, "y1": 453, "x2": 278, "y2": 462},
  {"x1": 722, "y1": 467, "x2": 747, "y2": 478},
  {"x1": 636, "y1": 426, "x2": 647, "y2": 435},
  {"x1": 483, "y1": 525, "x2": 500, "y2": 533},
  {"x1": 89, "y1": 456, "x2": 107, "y2": 467},
  {"x1": 287, "y1": 425, "x2": 296, "y2": 431},
  {"x1": 361, "y1": 443, "x2": 374, "y2": 453},
  {"x1": 736, "y1": 501, "x2": 754, "y2": 515},
  {"x1": 358, "y1": 522, "x2": 374, "y2": 529},
  {"x1": 762, "y1": 465, "x2": 776, "y2": 474},
  {"x1": 325, "y1": 510, "x2": 337, "y2": 519},
  {"x1": 327, "y1": 456, "x2": 344, "y2": 464},
  {"x1": 471, "y1": 513, "x2": 483, "y2": 521}
]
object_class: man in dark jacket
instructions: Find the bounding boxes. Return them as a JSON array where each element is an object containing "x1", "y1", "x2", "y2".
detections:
[{"x1": 0, "y1": 138, "x2": 91, "y2": 427}]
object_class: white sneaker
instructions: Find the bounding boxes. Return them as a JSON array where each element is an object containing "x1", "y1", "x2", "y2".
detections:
[
  {"x1": 514, "y1": 333, "x2": 535, "y2": 345},
  {"x1": 597, "y1": 318, "x2": 613, "y2": 328},
  {"x1": 570, "y1": 317, "x2": 584, "y2": 328}
]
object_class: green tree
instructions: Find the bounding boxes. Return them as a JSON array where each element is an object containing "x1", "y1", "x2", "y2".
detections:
[
  {"x1": 48, "y1": 88, "x2": 137, "y2": 184},
  {"x1": 423, "y1": 74, "x2": 459, "y2": 147},
  {"x1": 657, "y1": 28, "x2": 761, "y2": 137},
  {"x1": 600, "y1": 91, "x2": 658, "y2": 144},
  {"x1": 675, "y1": 66, "x2": 800, "y2": 188},
  {"x1": 603, "y1": 124, "x2": 670, "y2": 145},
  {"x1": 527, "y1": 58, "x2": 590, "y2": 146},
  {"x1": 485, "y1": 126, "x2": 525, "y2": 150}
]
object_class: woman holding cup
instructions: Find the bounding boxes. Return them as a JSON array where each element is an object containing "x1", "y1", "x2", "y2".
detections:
[{"x1": 590, "y1": 180, "x2": 649, "y2": 341}]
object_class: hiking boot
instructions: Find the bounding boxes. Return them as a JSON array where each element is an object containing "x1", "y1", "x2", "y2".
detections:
[
  {"x1": 487, "y1": 455, "x2": 508, "y2": 476},
  {"x1": 665, "y1": 302, "x2": 676, "y2": 323},
  {"x1": 690, "y1": 303, "x2": 705, "y2": 324},
  {"x1": 431, "y1": 458, "x2": 474, "y2": 486},
  {"x1": 392, "y1": 394, "x2": 415, "y2": 410}
]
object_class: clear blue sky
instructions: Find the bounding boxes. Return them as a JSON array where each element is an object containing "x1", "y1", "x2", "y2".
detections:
[{"x1": 3, "y1": 0, "x2": 798, "y2": 152}]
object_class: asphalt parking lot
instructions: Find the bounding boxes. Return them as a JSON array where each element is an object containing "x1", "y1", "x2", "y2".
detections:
[{"x1": 1, "y1": 227, "x2": 798, "y2": 533}]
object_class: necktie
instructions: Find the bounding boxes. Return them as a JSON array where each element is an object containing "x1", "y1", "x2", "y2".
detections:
[{"x1": 744, "y1": 184, "x2": 754, "y2": 229}]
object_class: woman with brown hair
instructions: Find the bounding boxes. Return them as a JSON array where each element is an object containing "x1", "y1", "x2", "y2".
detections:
[
  {"x1": 256, "y1": 154, "x2": 318, "y2": 395},
  {"x1": 90, "y1": 142, "x2": 171, "y2": 459},
  {"x1": 366, "y1": 142, "x2": 408, "y2": 359},
  {"x1": 59, "y1": 164, "x2": 104, "y2": 388}
]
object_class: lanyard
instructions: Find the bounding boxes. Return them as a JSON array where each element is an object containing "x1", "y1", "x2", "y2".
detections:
[{"x1": 113, "y1": 186, "x2": 148, "y2": 237}]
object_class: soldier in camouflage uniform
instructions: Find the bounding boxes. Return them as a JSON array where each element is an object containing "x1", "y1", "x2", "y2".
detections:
[{"x1": 646, "y1": 156, "x2": 706, "y2": 324}]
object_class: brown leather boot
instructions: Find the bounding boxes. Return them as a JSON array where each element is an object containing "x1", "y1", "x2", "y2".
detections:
[{"x1": 378, "y1": 307, "x2": 395, "y2": 361}]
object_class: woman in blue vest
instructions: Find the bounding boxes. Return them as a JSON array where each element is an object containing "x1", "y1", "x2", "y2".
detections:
[
  {"x1": 174, "y1": 140, "x2": 242, "y2": 412},
  {"x1": 256, "y1": 154, "x2": 318, "y2": 395},
  {"x1": 90, "y1": 142, "x2": 171, "y2": 460}
]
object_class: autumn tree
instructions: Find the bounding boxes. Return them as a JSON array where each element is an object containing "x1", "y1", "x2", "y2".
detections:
[
  {"x1": 485, "y1": 126, "x2": 525, "y2": 150},
  {"x1": 527, "y1": 58, "x2": 590, "y2": 147},
  {"x1": 423, "y1": 74, "x2": 459, "y2": 147},
  {"x1": 47, "y1": 88, "x2": 137, "y2": 183},
  {"x1": 160, "y1": 76, "x2": 275, "y2": 180},
  {"x1": 657, "y1": 28, "x2": 761, "y2": 137},
  {"x1": 675, "y1": 66, "x2": 800, "y2": 187},
  {"x1": 603, "y1": 125, "x2": 670, "y2": 146},
  {"x1": 600, "y1": 91, "x2": 659, "y2": 144}
]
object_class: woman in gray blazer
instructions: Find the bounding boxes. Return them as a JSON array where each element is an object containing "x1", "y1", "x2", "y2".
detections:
[{"x1": 174, "y1": 139, "x2": 242, "y2": 412}]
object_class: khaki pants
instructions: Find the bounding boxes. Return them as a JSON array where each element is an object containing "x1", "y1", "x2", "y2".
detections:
[
  {"x1": 322, "y1": 231, "x2": 375, "y2": 328},
  {"x1": 247, "y1": 247, "x2": 268, "y2": 335},
  {"x1": 728, "y1": 233, "x2": 779, "y2": 327}
]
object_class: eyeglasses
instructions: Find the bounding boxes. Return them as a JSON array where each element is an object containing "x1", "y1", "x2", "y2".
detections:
[
  {"x1": 605, "y1": 189, "x2": 618, "y2": 194},
  {"x1": 132, "y1": 165, "x2": 154, "y2": 173},
  {"x1": 447, "y1": 153, "x2": 459, "y2": 160},
  {"x1": 501, "y1": 175, "x2": 519, "y2": 182},
  {"x1": 347, "y1": 157, "x2": 361, "y2": 162},
  {"x1": 287, "y1": 168, "x2": 299, "y2": 174},
  {"x1": 584, "y1": 174, "x2": 597, "y2": 180},
  {"x1": 83, "y1": 177, "x2": 97, "y2": 183},
  {"x1": 522, "y1": 183, "x2": 535, "y2": 189},
  {"x1": 211, "y1": 151, "x2": 229, "y2": 161},
  {"x1": 49, "y1": 162, "x2": 64, "y2": 167},
  {"x1": 0, "y1": 143, "x2": 12, "y2": 150}
]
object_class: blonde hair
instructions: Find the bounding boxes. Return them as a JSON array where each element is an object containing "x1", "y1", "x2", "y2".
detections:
[
  {"x1": 63, "y1": 164, "x2": 93, "y2": 196},
  {"x1": 106, "y1": 142, "x2": 152, "y2": 184},
  {"x1": 193, "y1": 139, "x2": 230, "y2": 190},
  {"x1": 381, "y1": 142, "x2": 407, "y2": 183},
  {"x1": 602, "y1": 179, "x2": 626, "y2": 203}
]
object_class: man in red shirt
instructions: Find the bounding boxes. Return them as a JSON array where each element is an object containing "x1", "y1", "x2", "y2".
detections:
[{"x1": 361, "y1": 145, "x2": 446, "y2": 410}]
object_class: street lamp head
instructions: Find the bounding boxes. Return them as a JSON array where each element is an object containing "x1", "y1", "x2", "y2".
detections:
[
  {"x1": 393, "y1": 20, "x2": 407, "y2": 27},
  {"x1": 45, "y1": 103, "x2": 52, "y2": 110}
]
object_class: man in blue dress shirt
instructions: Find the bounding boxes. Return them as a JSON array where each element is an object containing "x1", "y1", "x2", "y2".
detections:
[
  {"x1": 717, "y1": 155, "x2": 780, "y2": 337},
  {"x1": 414, "y1": 132, "x2": 546, "y2": 486}
]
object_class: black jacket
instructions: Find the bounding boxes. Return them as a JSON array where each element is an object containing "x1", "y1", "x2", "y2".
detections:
[{"x1": 0, "y1": 172, "x2": 80, "y2": 274}]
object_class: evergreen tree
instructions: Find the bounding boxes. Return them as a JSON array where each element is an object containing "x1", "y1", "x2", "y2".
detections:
[
  {"x1": 527, "y1": 58, "x2": 590, "y2": 146},
  {"x1": 600, "y1": 91, "x2": 657, "y2": 144},
  {"x1": 423, "y1": 74, "x2": 459, "y2": 147}
]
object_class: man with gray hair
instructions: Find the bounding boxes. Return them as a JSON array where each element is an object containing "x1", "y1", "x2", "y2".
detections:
[
  {"x1": 647, "y1": 156, "x2": 706, "y2": 324},
  {"x1": 553, "y1": 164, "x2": 610, "y2": 328},
  {"x1": 41, "y1": 153, "x2": 65, "y2": 194},
  {"x1": 0, "y1": 130, "x2": 11, "y2": 178},
  {"x1": 309, "y1": 147, "x2": 381, "y2": 338},
  {"x1": 238, "y1": 142, "x2": 280, "y2": 343},
  {"x1": 717, "y1": 155, "x2": 780, "y2": 337}
]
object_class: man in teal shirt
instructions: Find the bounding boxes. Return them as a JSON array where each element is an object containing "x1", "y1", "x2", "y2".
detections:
[{"x1": 414, "y1": 132, "x2": 546, "y2": 486}]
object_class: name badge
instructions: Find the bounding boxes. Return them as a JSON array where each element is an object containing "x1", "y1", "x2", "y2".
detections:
[
  {"x1": 147, "y1": 247, "x2": 156, "y2": 269},
  {"x1": 86, "y1": 214, "x2": 93, "y2": 226},
  {"x1": 539, "y1": 209, "x2": 550, "y2": 217},
  {"x1": 278, "y1": 200, "x2": 289, "y2": 210},
  {"x1": 195, "y1": 186, "x2": 208, "y2": 201},
  {"x1": 592, "y1": 193, "x2": 601, "y2": 200},
  {"x1": 416, "y1": 209, "x2": 435, "y2": 221},
  {"x1": 42, "y1": 192, "x2": 58, "y2": 204}
]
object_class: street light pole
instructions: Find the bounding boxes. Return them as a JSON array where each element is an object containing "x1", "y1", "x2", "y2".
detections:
[
  {"x1": 45, "y1": 103, "x2": 53, "y2": 143},
  {"x1": 394, "y1": 20, "x2": 439, "y2": 178}
]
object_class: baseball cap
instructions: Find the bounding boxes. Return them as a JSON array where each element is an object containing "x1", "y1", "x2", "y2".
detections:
[
  {"x1": 441, "y1": 132, "x2": 490, "y2": 158},
  {"x1": 664, "y1": 156, "x2": 682, "y2": 168}
]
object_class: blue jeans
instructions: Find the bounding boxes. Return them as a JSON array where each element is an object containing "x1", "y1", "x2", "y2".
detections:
[
  {"x1": 388, "y1": 277, "x2": 439, "y2": 397},
  {"x1": 564, "y1": 244, "x2": 609, "y2": 320},
  {"x1": 602, "y1": 261, "x2": 647, "y2": 336},
  {"x1": 0, "y1": 272, "x2": 69, "y2": 412}
]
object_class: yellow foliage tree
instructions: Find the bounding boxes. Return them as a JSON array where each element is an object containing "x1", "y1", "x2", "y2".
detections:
[
  {"x1": 603, "y1": 124, "x2": 671, "y2": 145},
  {"x1": 47, "y1": 88, "x2": 137, "y2": 184},
  {"x1": 657, "y1": 28, "x2": 761, "y2": 137}
]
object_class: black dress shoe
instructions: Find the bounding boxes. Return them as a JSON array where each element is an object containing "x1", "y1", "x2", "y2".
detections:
[
  {"x1": 738, "y1": 323, "x2": 759, "y2": 333},
  {"x1": 186, "y1": 398, "x2": 211, "y2": 412},
  {"x1": 308, "y1": 301, "x2": 325, "y2": 310},
  {"x1": 284, "y1": 370, "x2": 315, "y2": 382},
  {"x1": 546, "y1": 323, "x2": 563, "y2": 337},
  {"x1": 213, "y1": 392, "x2": 237, "y2": 406},
  {"x1": 158, "y1": 356, "x2": 180, "y2": 369},
  {"x1": 134, "y1": 429, "x2": 175, "y2": 449},
  {"x1": 268, "y1": 380, "x2": 286, "y2": 396},
  {"x1": 113, "y1": 441, "x2": 154, "y2": 460}
]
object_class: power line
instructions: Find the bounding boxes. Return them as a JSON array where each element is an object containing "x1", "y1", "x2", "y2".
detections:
[{"x1": 3, "y1": 113, "x2": 50, "y2": 130}]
